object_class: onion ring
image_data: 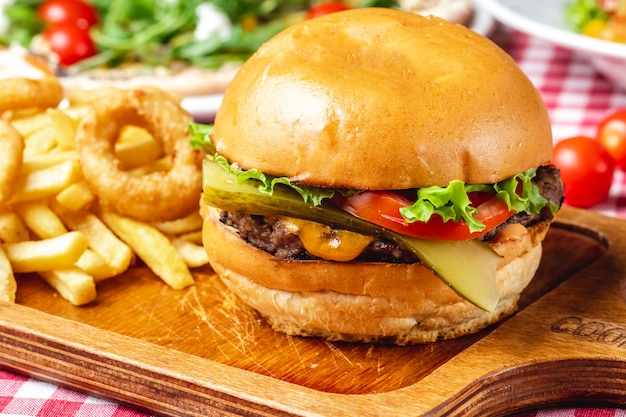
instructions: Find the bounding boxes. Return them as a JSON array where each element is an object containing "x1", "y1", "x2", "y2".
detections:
[
  {"x1": 75, "y1": 88, "x2": 202, "y2": 222},
  {"x1": 0, "y1": 120, "x2": 24, "y2": 207},
  {"x1": 0, "y1": 50, "x2": 64, "y2": 113}
]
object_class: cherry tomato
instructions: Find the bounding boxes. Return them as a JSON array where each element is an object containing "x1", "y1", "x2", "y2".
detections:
[
  {"x1": 596, "y1": 109, "x2": 626, "y2": 171},
  {"x1": 552, "y1": 136, "x2": 615, "y2": 208},
  {"x1": 38, "y1": 0, "x2": 98, "y2": 29},
  {"x1": 43, "y1": 24, "x2": 96, "y2": 66},
  {"x1": 307, "y1": 2, "x2": 350, "y2": 19},
  {"x1": 335, "y1": 190, "x2": 514, "y2": 240}
]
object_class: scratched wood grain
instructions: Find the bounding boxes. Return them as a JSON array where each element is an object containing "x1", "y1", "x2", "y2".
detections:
[{"x1": 0, "y1": 206, "x2": 624, "y2": 416}]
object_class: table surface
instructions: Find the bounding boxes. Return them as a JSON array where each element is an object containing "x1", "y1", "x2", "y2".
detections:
[{"x1": 2, "y1": 24, "x2": 626, "y2": 417}]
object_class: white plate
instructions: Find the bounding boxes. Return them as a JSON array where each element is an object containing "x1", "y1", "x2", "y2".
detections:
[
  {"x1": 470, "y1": 0, "x2": 497, "y2": 37},
  {"x1": 182, "y1": 2, "x2": 496, "y2": 122},
  {"x1": 475, "y1": 0, "x2": 626, "y2": 89},
  {"x1": 182, "y1": 93, "x2": 224, "y2": 122}
]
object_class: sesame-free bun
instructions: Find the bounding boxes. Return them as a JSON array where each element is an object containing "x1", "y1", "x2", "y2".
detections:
[
  {"x1": 202, "y1": 207, "x2": 549, "y2": 344},
  {"x1": 212, "y1": 8, "x2": 552, "y2": 189}
]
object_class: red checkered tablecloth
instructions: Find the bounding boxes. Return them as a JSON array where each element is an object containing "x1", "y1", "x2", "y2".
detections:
[
  {"x1": 1, "y1": 24, "x2": 625, "y2": 417},
  {"x1": 492, "y1": 26, "x2": 626, "y2": 220},
  {"x1": 0, "y1": 370, "x2": 152, "y2": 416}
]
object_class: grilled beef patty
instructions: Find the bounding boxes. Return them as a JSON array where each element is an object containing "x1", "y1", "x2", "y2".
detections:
[{"x1": 219, "y1": 165, "x2": 564, "y2": 263}]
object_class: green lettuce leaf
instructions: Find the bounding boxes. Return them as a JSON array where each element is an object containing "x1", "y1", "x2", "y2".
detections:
[
  {"x1": 213, "y1": 155, "x2": 334, "y2": 205},
  {"x1": 400, "y1": 180, "x2": 483, "y2": 232},
  {"x1": 190, "y1": 122, "x2": 558, "y2": 233},
  {"x1": 401, "y1": 169, "x2": 559, "y2": 233}
]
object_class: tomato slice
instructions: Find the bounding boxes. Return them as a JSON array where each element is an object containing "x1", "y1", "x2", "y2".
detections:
[
  {"x1": 334, "y1": 190, "x2": 514, "y2": 240},
  {"x1": 307, "y1": 2, "x2": 350, "y2": 19}
]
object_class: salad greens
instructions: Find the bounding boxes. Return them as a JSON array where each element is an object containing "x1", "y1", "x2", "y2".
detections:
[
  {"x1": 190, "y1": 123, "x2": 559, "y2": 233},
  {"x1": 0, "y1": 0, "x2": 397, "y2": 71},
  {"x1": 565, "y1": 0, "x2": 607, "y2": 32}
]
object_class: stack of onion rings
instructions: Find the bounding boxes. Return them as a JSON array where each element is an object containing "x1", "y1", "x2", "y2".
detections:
[
  {"x1": 0, "y1": 120, "x2": 24, "y2": 207},
  {"x1": 75, "y1": 88, "x2": 202, "y2": 222},
  {"x1": 0, "y1": 50, "x2": 64, "y2": 114}
]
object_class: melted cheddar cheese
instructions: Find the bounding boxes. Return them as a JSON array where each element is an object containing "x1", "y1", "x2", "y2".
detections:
[{"x1": 278, "y1": 217, "x2": 374, "y2": 262}]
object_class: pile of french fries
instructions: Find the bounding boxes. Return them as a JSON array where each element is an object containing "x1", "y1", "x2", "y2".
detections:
[{"x1": 0, "y1": 105, "x2": 209, "y2": 306}]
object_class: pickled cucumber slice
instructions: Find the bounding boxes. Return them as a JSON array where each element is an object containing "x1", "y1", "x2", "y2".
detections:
[{"x1": 202, "y1": 159, "x2": 501, "y2": 311}]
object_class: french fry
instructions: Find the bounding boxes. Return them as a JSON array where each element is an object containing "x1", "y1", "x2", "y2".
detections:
[
  {"x1": 169, "y1": 236, "x2": 210, "y2": 268},
  {"x1": 0, "y1": 246, "x2": 16, "y2": 303},
  {"x1": 55, "y1": 180, "x2": 95, "y2": 211},
  {"x1": 99, "y1": 209, "x2": 194, "y2": 290},
  {"x1": 177, "y1": 230, "x2": 203, "y2": 245},
  {"x1": 0, "y1": 210, "x2": 29, "y2": 243},
  {"x1": 41, "y1": 108, "x2": 76, "y2": 150},
  {"x1": 14, "y1": 108, "x2": 75, "y2": 149},
  {"x1": 1, "y1": 89, "x2": 204, "y2": 305},
  {"x1": 22, "y1": 128, "x2": 57, "y2": 157},
  {"x1": 61, "y1": 104, "x2": 90, "y2": 123},
  {"x1": 127, "y1": 156, "x2": 171, "y2": 176},
  {"x1": 153, "y1": 211, "x2": 203, "y2": 235},
  {"x1": 10, "y1": 159, "x2": 82, "y2": 204},
  {"x1": 53, "y1": 205, "x2": 133, "y2": 275},
  {"x1": 114, "y1": 126, "x2": 162, "y2": 169},
  {"x1": 21, "y1": 150, "x2": 78, "y2": 173},
  {"x1": 117, "y1": 124, "x2": 153, "y2": 143},
  {"x1": 38, "y1": 267, "x2": 96, "y2": 306},
  {"x1": 13, "y1": 201, "x2": 67, "y2": 239},
  {"x1": 4, "y1": 231, "x2": 89, "y2": 273},
  {"x1": 75, "y1": 249, "x2": 118, "y2": 282},
  {"x1": 11, "y1": 109, "x2": 52, "y2": 137}
]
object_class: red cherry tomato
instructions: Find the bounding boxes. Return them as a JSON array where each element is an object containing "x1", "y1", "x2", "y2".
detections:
[
  {"x1": 43, "y1": 24, "x2": 96, "y2": 66},
  {"x1": 307, "y1": 2, "x2": 350, "y2": 19},
  {"x1": 38, "y1": 0, "x2": 98, "y2": 29},
  {"x1": 335, "y1": 190, "x2": 514, "y2": 240},
  {"x1": 552, "y1": 136, "x2": 615, "y2": 208},
  {"x1": 596, "y1": 109, "x2": 626, "y2": 171}
]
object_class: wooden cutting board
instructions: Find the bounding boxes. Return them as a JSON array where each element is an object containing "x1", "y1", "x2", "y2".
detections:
[{"x1": 0, "y1": 205, "x2": 625, "y2": 416}]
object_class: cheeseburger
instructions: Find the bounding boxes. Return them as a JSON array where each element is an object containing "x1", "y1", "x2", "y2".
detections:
[{"x1": 193, "y1": 8, "x2": 563, "y2": 345}]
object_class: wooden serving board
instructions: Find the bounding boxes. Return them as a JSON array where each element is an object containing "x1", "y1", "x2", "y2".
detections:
[{"x1": 0, "y1": 206, "x2": 625, "y2": 416}]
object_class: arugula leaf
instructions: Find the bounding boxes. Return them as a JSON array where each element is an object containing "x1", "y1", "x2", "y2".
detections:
[
  {"x1": 1, "y1": 0, "x2": 400, "y2": 70},
  {"x1": 0, "y1": 0, "x2": 44, "y2": 47}
]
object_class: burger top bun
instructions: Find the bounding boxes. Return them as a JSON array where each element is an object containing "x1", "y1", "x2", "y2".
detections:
[{"x1": 212, "y1": 8, "x2": 552, "y2": 190}]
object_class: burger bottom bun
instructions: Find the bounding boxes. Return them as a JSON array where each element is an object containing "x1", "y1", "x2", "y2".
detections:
[{"x1": 202, "y1": 207, "x2": 549, "y2": 344}]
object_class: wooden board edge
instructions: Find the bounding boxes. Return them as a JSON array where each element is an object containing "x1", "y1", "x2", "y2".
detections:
[{"x1": 0, "y1": 206, "x2": 625, "y2": 417}]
